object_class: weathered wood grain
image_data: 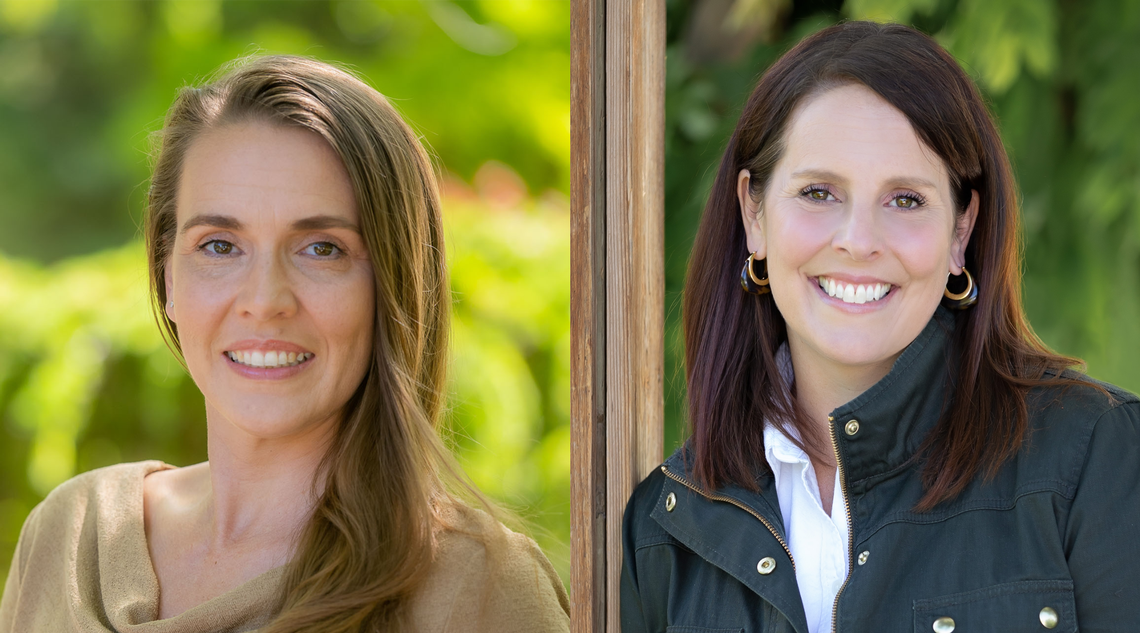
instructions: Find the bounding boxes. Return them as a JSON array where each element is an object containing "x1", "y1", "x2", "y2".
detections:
[
  {"x1": 603, "y1": 1, "x2": 665, "y2": 631},
  {"x1": 570, "y1": 0, "x2": 607, "y2": 630},
  {"x1": 573, "y1": 0, "x2": 664, "y2": 630}
]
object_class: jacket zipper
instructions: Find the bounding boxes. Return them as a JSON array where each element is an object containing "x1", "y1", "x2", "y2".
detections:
[
  {"x1": 659, "y1": 465, "x2": 796, "y2": 572},
  {"x1": 829, "y1": 415, "x2": 854, "y2": 632}
]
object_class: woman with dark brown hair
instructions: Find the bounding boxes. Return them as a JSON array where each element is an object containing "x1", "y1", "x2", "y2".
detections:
[
  {"x1": 0, "y1": 55, "x2": 569, "y2": 632},
  {"x1": 622, "y1": 21, "x2": 1139, "y2": 633}
]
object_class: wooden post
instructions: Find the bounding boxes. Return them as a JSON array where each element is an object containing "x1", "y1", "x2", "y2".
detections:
[
  {"x1": 571, "y1": 0, "x2": 664, "y2": 630},
  {"x1": 570, "y1": 0, "x2": 607, "y2": 629}
]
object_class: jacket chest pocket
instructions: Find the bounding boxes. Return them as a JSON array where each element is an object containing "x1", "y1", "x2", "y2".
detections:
[{"x1": 912, "y1": 580, "x2": 1076, "y2": 632}]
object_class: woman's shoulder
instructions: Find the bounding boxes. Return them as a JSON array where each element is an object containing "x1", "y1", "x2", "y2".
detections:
[
  {"x1": 1020, "y1": 374, "x2": 1140, "y2": 487},
  {"x1": 622, "y1": 463, "x2": 671, "y2": 534},
  {"x1": 3, "y1": 461, "x2": 169, "y2": 619},
  {"x1": 29, "y1": 460, "x2": 169, "y2": 527},
  {"x1": 1027, "y1": 372, "x2": 1139, "y2": 436},
  {"x1": 430, "y1": 502, "x2": 542, "y2": 572},
  {"x1": 408, "y1": 501, "x2": 569, "y2": 632}
]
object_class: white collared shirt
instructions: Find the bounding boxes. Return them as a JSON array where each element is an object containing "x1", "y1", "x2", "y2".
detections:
[
  {"x1": 763, "y1": 424, "x2": 849, "y2": 633},
  {"x1": 764, "y1": 346, "x2": 850, "y2": 633}
]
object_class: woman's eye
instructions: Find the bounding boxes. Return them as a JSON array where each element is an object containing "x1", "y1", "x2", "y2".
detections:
[
  {"x1": 891, "y1": 194, "x2": 924, "y2": 209},
  {"x1": 201, "y1": 240, "x2": 234, "y2": 255},
  {"x1": 305, "y1": 242, "x2": 341, "y2": 258},
  {"x1": 803, "y1": 188, "x2": 835, "y2": 202}
]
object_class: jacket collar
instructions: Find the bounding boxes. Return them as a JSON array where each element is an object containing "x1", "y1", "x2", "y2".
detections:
[
  {"x1": 664, "y1": 305, "x2": 955, "y2": 497},
  {"x1": 827, "y1": 306, "x2": 955, "y2": 486}
]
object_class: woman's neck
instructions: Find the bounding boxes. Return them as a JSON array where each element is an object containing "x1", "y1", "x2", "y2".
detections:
[
  {"x1": 189, "y1": 406, "x2": 337, "y2": 553},
  {"x1": 787, "y1": 336, "x2": 899, "y2": 457}
]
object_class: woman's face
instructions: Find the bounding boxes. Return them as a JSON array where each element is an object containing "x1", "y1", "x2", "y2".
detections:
[
  {"x1": 165, "y1": 121, "x2": 375, "y2": 442},
  {"x1": 739, "y1": 83, "x2": 977, "y2": 377}
]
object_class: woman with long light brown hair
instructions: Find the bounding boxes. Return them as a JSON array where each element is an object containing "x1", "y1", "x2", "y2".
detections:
[
  {"x1": 622, "y1": 21, "x2": 1139, "y2": 632},
  {"x1": 0, "y1": 55, "x2": 569, "y2": 632}
]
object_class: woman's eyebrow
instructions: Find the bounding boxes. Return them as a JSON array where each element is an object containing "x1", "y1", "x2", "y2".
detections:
[
  {"x1": 180, "y1": 213, "x2": 242, "y2": 235},
  {"x1": 881, "y1": 176, "x2": 940, "y2": 191},
  {"x1": 179, "y1": 214, "x2": 361, "y2": 235},
  {"x1": 290, "y1": 215, "x2": 361, "y2": 233},
  {"x1": 790, "y1": 168, "x2": 848, "y2": 186},
  {"x1": 789, "y1": 169, "x2": 940, "y2": 191}
]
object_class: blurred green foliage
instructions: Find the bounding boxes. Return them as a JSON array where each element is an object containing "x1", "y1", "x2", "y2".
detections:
[
  {"x1": 663, "y1": 0, "x2": 1140, "y2": 452},
  {"x1": 0, "y1": 0, "x2": 568, "y2": 591},
  {"x1": 0, "y1": 0, "x2": 568, "y2": 263}
]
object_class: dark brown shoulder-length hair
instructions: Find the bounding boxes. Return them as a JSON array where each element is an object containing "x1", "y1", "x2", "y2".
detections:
[{"x1": 684, "y1": 21, "x2": 1086, "y2": 511}]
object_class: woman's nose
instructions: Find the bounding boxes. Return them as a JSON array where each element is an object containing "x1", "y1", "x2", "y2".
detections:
[
  {"x1": 832, "y1": 202, "x2": 882, "y2": 261},
  {"x1": 235, "y1": 253, "x2": 298, "y2": 321}
]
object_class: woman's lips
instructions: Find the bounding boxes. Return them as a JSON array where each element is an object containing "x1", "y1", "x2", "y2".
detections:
[
  {"x1": 812, "y1": 275, "x2": 896, "y2": 312},
  {"x1": 816, "y1": 275, "x2": 892, "y2": 304},
  {"x1": 223, "y1": 351, "x2": 313, "y2": 379},
  {"x1": 225, "y1": 350, "x2": 312, "y2": 368}
]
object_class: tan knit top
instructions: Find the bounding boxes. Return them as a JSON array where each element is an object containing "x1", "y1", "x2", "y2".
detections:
[{"x1": 0, "y1": 461, "x2": 569, "y2": 632}]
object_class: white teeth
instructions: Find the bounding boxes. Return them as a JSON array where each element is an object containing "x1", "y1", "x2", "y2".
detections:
[
  {"x1": 227, "y1": 351, "x2": 312, "y2": 368},
  {"x1": 819, "y1": 277, "x2": 892, "y2": 305}
]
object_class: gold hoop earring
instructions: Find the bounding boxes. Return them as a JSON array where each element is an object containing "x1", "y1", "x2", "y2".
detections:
[
  {"x1": 942, "y1": 267, "x2": 977, "y2": 310},
  {"x1": 740, "y1": 253, "x2": 771, "y2": 295}
]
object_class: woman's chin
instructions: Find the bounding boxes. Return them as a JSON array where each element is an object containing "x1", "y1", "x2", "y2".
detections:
[
  {"x1": 205, "y1": 400, "x2": 337, "y2": 443},
  {"x1": 790, "y1": 332, "x2": 908, "y2": 374}
]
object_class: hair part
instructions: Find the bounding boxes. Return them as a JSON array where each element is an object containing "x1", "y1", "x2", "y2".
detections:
[
  {"x1": 684, "y1": 22, "x2": 1093, "y2": 511},
  {"x1": 146, "y1": 55, "x2": 461, "y2": 630}
]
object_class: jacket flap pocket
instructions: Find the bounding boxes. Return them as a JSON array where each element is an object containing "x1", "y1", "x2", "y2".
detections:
[
  {"x1": 913, "y1": 580, "x2": 1075, "y2": 632},
  {"x1": 665, "y1": 628, "x2": 744, "y2": 633}
]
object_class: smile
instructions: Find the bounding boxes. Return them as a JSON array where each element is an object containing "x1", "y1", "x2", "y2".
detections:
[
  {"x1": 817, "y1": 276, "x2": 892, "y2": 304},
  {"x1": 225, "y1": 350, "x2": 314, "y2": 368}
]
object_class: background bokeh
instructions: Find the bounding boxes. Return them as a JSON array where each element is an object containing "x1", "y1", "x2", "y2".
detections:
[
  {"x1": 663, "y1": 0, "x2": 1140, "y2": 452},
  {"x1": 3, "y1": 0, "x2": 1138, "y2": 605},
  {"x1": 0, "y1": 0, "x2": 570, "y2": 590}
]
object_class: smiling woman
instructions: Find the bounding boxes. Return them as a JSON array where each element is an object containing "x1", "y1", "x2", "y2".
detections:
[
  {"x1": 165, "y1": 123, "x2": 376, "y2": 453},
  {"x1": 622, "y1": 21, "x2": 1140, "y2": 633},
  {"x1": 0, "y1": 56, "x2": 569, "y2": 632}
]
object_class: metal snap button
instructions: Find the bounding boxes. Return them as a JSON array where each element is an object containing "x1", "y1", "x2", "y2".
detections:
[
  {"x1": 1039, "y1": 606, "x2": 1058, "y2": 629},
  {"x1": 932, "y1": 616, "x2": 955, "y2": 633},
  {"x1": 756, "y1": 557, "x2": 776, "y2": 575},
  {"x1": 844, "y1": 419, "x2": 860, "y2": 435},
  {"x1": 665, "y1": 492, "x2": 676, "y2": 512},
  {"x1": 857, "y1": 550, "x2": 869, "y2": 565}
]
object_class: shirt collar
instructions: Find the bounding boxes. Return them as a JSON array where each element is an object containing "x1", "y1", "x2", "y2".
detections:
[{"x1": 764, "y1": 343, "x2": 808, "y2": 466}]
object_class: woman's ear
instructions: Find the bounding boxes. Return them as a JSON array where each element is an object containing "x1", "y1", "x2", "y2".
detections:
[
  {"x1": 737, "y1": 169, "x2": 766, "y2": 258},
  {"x1": 949, "y1": 190, "x2": 980, "y2": 274},
  {"x1": 164, "y1": 264, "x2": 175, "y2": 323}
]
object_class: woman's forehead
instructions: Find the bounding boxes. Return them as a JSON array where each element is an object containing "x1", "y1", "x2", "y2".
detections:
[
  {"x1": 777, "y1": 84, "x2": 950, "y2": 192},
  {"x1": 176, "y1": 121, "x2": 359, "y2": 229}
]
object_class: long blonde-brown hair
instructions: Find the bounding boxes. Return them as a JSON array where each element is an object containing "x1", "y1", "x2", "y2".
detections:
[{"x1": 145, "y1": 55, "x2": 454, "y2": 631}]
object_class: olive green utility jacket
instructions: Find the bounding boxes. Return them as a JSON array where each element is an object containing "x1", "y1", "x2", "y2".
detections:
[{"x1": 621, "y1": 310, "x2": 1140, "y2": 633}]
